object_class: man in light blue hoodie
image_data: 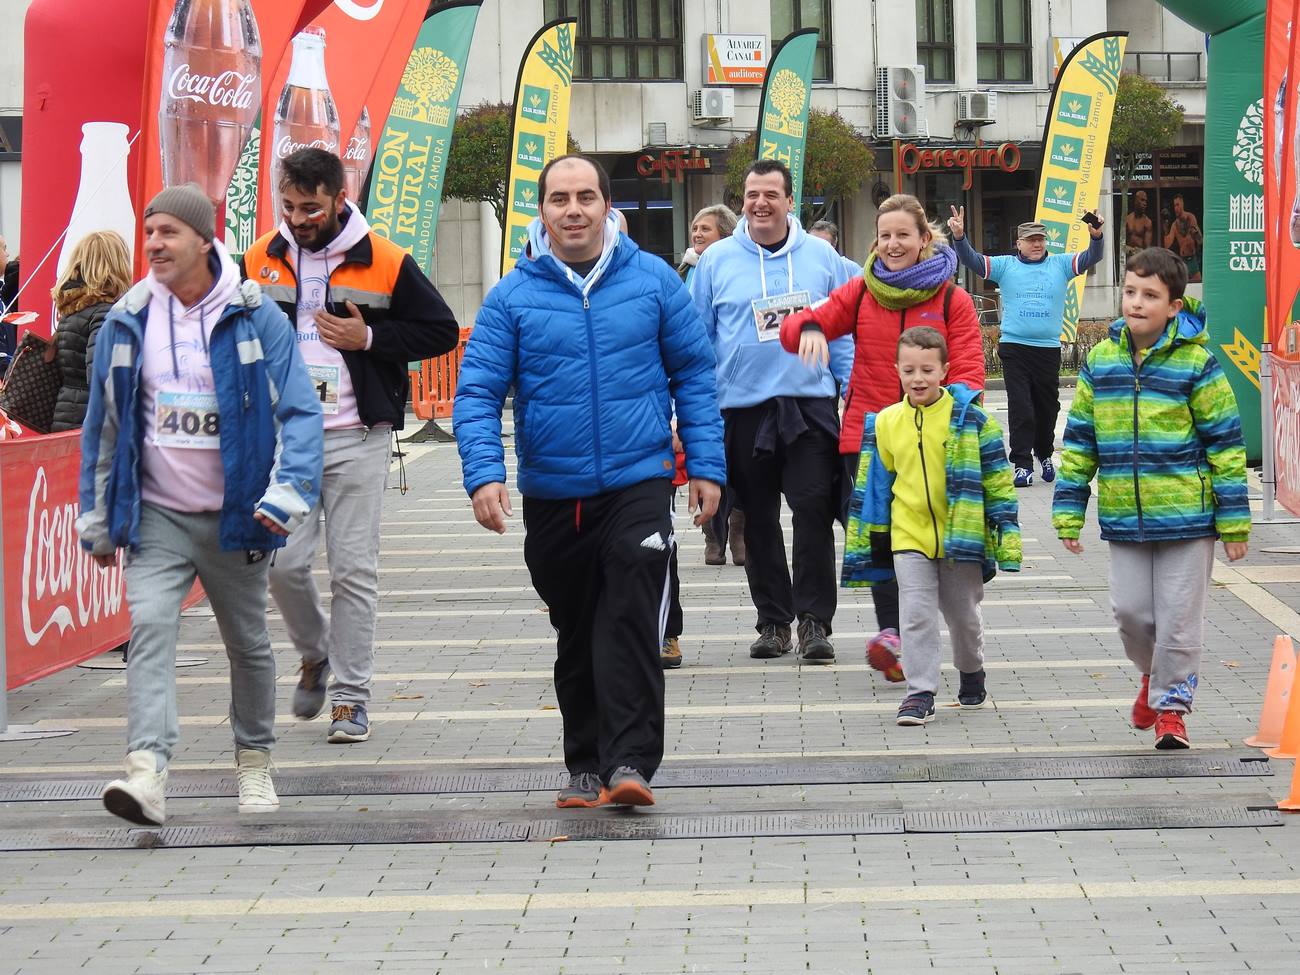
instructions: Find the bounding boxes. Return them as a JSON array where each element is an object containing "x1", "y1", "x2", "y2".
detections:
[{"x1": 690, "y1": 159, "x2": 854, "y2": 663}]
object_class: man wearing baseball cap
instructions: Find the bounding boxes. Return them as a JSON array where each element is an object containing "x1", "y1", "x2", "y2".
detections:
[
  {"x1": 946, "y1": 208, "x2": 1105, "y2": 487},
  {"x1": 77, "y1": 182, "x2": 324, "y2": 826}
]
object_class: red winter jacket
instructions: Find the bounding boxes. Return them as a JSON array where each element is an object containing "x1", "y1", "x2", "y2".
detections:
[{"x1": 780, "y1": 276, "x2": 984, "y2": 454}]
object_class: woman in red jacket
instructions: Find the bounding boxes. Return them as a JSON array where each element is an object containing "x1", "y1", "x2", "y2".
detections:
[{"x1": 780, "y1": 193, "x2": 984, "y2": 683}]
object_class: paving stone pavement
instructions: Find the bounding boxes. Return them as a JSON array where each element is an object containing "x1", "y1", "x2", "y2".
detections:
[{"x1": 1, "y1": 390, "x2": 1299, "y2": 974}]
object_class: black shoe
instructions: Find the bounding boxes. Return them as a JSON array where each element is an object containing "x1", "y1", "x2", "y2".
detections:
[
  {"x1": 749, "y1": 622, "x2": 793, "y2": 659},
  {"x1": 958, "y1": 668, "x2": 987, "y2": 708},
  {"x1": 796, "y1": 616, "x2": 835, "y2": 663}
]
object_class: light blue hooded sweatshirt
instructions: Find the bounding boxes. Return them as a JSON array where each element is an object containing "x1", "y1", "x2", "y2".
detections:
[{"x1": 689, "y1": 214, "x2": 855, "y2": 409}]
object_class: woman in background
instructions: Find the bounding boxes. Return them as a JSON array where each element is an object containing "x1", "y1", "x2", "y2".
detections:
[{"x1": 47, "y1": 230, "x2": 131, "y2": 432}]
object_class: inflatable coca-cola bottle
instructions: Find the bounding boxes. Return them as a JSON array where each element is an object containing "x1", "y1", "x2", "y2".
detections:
[
  {"x1": 158, "y1": 0, "x2": 262, "y2": 207},
  {"x1": 270, "y1": 27, "x2": 340, "y2": 216},
  {"x1": 342, "y1": 106, "x2": 373, "y2": 204}
]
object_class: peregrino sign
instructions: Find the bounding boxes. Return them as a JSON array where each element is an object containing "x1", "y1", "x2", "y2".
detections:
[{"x1": 895, "y1": 140, "x2": 1022, "y2": 190}]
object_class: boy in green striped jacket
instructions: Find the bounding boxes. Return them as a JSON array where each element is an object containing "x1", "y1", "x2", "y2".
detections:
[{"x1": 1053, "y1": 248, "x2": 1250, "y2": 750}]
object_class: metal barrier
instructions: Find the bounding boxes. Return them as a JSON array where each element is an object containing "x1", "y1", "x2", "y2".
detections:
[{"x1": 411, "y1": 326, "x2": 472, "y2": 421}]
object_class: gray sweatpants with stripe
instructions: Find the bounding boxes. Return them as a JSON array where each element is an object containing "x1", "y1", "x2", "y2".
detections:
[{"x1": 1108, "y1": 537, "x2": 1216, "y2": 713}]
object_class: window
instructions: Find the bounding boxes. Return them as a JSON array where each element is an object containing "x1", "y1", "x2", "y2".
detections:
[
  {"x1": 976, "y1": 0, "x2": 1032, "y2": 83},
  {"x1": 544, "y1": 1, "x2": 683, "y2": 81},
  {"x1": 916, "y1": 0, "x2": 954, "y2": 84},
  {"x1": 771, "y1": 0, "x2": 833, "y2": 82}
]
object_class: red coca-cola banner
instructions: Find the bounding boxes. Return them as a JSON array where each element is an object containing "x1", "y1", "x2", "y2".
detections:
[
  {"x1": 1265, "y1": 0, "x2": 1300, "y2": 355},
  {"x1": 255, "y1": 0, "x2": 430, "y2": 234},
  {"x1": 140, "y1": 0, "x2": 334, "y2": 250},
  {"x1": 18, "y1": 0, "x2": 153, "y2": 333},
  {"x1": 2, "y1": 433, "x2": 127, "y2": 688}
]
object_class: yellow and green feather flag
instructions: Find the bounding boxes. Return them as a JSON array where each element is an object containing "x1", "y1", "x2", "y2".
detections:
[{"x1": 1034, "y1": 31, "x2": 1127, "y2": 341}]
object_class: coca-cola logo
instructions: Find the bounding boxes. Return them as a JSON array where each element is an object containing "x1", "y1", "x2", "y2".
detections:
[
  {"x1": 21, "y1": 466, "x2": 124, "y2": 646},
  {"x1": 337, "y1": 0, "x2": 386, "y2": 21},
  {"x1": 168, "y1": 64, "x2": 257, "y2": 112},
  {"x1": 276, "y1": 135, "x2": 340, "y2": 159},
  {"x1": 344, "y1": 136, "x2": 370, "y2": 161}
]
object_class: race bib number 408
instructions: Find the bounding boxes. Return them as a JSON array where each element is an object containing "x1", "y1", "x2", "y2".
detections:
[{"x1": 154, "y1": 391, "x2": 220, "y2": 450}]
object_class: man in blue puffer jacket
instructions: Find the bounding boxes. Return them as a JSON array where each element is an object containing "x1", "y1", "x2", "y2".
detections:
[{"x1": 455, "y1": 155, "x2": 724, "y2": 809}]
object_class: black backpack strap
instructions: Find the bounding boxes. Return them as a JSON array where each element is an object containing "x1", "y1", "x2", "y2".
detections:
[{"x1": 942, "y1": 281, "x2": 954, "y2": 320}]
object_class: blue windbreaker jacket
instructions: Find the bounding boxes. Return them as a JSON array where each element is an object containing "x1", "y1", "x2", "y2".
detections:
[
  {"x1": 454, "y1": 218, "x2": 725, "y2": 500},
  {"x1": 77, "y1": 270, "x2": 323, "y2": 555}
]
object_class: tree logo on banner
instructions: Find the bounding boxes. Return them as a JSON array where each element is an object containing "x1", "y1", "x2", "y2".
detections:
[
  {"x1": 537, "y1": 24, "x2": 575, "y2": 87},
  {"x1": 337, "y1": 0, "x2": 386, "y2": 21},
  {"x1": 1079, "y1": 37, "x2": 1123, "y2": 95},
  {"x1": 766, "y1": 69, "x2": 808, "y2": 137},
  {"x1": 393, "y1": 48, "x2": 460, "y2": 126},
  {"x1": 225, "y1": 126, "x2": 261, "y2": 254},
  {"x1": 1234, "y1": 98, "x2": 1265, "y2": 186}
]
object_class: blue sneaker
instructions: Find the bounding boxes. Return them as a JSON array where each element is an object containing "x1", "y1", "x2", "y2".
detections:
[
  {"x1": 896, "y1": 692, "x2": 936, "y2": 726},
  {"x1": 292, "y1": 658, "x2": 329, "y2": 719},
  {"x1": 1013, "y1": 467, "x2": 1033, "y2": 488},
  {"x1": 327, "y1": 704, "x2": 370, "y2": 743},
  {"x1": 1039, "y1": 457, "x2": 1056, "y2": 483}
]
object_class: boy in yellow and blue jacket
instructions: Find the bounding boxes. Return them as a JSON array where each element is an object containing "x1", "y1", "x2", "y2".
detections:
[
  {"x1": 844, "y1": 327, "x2": 1021, "y2": 725},
  {"x1": 1053, "y1": 248, "x2": 1249, "y2": 750}
]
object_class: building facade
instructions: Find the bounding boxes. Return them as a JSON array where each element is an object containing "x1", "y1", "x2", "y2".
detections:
[{"x1": 0, "y1": 1, "x2": 1209, "y2": 326}]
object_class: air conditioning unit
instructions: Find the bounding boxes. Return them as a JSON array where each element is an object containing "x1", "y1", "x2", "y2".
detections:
[
  {"x1": 692, "y1": 88, "x2": 735, "y2": 125},
  {"x1": 876, "y1": 65, "x2": 926, "y2": 139},
  {"x1": 957, "y1": 90, "x2": 998, "y2": 125}
]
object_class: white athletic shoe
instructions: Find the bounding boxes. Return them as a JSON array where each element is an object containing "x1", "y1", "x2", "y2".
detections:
[
  {"x1": 102, "y1": 750, "x2": 168, "y2": 826},
  {"x1": 236, "y1": 748, "x2": 280, "y2": 814}
]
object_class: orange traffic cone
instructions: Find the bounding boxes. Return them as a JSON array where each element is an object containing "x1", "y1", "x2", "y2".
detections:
[
  {"x1": 1280, "y1": 759, "x2": 1300, "y2": 812},
  {"x1": 1266, "y1": 649, "x2": 1300, "y2": 759},
  {"x1": 1244, "y1": 636, "x2": 1297, "y2": 749}
]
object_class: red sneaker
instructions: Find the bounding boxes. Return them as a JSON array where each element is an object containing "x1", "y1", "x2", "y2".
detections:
[
  {"x1": 1132, "y1": 674, "x2": 1157, "y2": 730},
  {"x1": 867, "y1": 629, "x2": 904, "y2": 682},
  {"x1": 1154, "y1": 711, "x2": 1190, "y2": 750}
]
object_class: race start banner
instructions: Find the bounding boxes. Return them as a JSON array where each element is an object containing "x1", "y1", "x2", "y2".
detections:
[
  {"x1": 755, "y1": 29, "x2": 818, "y2": 207},
  {"x1": 500, "y1": 19, "x2": 577, "y2": 277},
  {"x1": 253, "y1": 0, "x2": 431, "y2": 236},
  {"x1": 1265, "y1": 0, "x2": 1300, "y2": 515},
  {"x1": 1033, "y1": 32, "x2": 1127, "y2": 343},
  {"x1": 366, "y1": 0, "x2": 482, "y2": 272}
]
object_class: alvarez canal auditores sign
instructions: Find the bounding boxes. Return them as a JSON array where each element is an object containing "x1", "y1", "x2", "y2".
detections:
[{"x1": 703, "y1": 34, "x2": 767, "y2": 86}]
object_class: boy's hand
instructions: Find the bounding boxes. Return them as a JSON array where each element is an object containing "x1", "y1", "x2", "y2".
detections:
[
  {"x1": 1061, "y1": 537, "x2": 1084, "y2": 555},
  {"x1": 1224, "y1": 541, "x2": 1248, "y2": 562},
  {"x1": 798, "y1": 328, "x2": 829, "y2": 369}
]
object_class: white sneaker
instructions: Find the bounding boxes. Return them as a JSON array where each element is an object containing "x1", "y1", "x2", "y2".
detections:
[
  {"x1": 236, "y1": 748, "x2": 280, "y2": 814},
  {"x1": 102, "y1": 750, "x2": 167, "y2": 825}
]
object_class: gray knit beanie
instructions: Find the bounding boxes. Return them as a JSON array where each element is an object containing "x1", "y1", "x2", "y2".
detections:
[{"x1": 144, "y1": 183, "x2": 215, "y2": 242}]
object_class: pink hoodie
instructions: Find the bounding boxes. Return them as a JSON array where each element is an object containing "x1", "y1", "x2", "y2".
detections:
[{"x1": 138, "y1": 240, "x2": 241, "y2": 513}]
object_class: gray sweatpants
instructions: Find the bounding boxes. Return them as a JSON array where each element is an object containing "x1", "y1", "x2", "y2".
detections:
[
  {"x1": 1108, "y1": 536, "x2": 1216, "y2": 713},
  {"x1": 269, "y1": 426, "x2": 389, "y2": 707},
  {"x1": 124, "y1": 503, "x2": 276, "y2": 769},
  {"x1": 894, "y1": 552, "x2": 986, "y2": 697}
]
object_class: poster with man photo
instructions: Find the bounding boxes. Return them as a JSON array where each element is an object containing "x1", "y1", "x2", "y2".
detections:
[{"x1": 1161, "y1": 188, "x2": 1205, "y2": 282}]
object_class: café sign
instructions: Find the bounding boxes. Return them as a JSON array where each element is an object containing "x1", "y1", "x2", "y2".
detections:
[
  {"x1": 637, "y1": 148, "x2": 712, "y2": 184},
  {"x1": 896, "y1": 139, "x2": 1022, "y2": 191}
]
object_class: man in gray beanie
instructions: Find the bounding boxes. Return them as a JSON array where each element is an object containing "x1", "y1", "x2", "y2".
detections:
[{"x1": 78, "y1": 182, "x2": 324, "y2": 826}]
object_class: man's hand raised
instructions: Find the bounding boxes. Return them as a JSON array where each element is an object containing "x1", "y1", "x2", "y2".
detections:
[
  {"x1": 947, "y1": 205, "x2": 966, "y2": 240},
  {"x1": 471, "y1": 482, "x2": 513, "y2": 534}
]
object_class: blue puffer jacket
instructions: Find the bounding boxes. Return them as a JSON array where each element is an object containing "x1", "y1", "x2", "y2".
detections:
[
  {"x1": 77, "y1": 258, "x2": 323, "y2": 555},
  {"x1": 454, "y1": 217, "x2": 725, "y2": 500}
]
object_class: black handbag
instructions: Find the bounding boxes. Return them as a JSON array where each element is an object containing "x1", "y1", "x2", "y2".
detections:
[{"x1": 0, "y1": 331, "x2": 62, "y2": 434}]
